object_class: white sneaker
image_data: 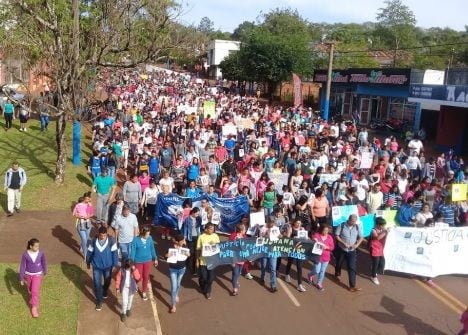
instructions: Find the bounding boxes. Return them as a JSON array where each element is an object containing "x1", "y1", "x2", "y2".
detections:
[
  {"x1": 142, "y1": 292, "x2": 148, "y2": 301},
  {"x1": 245, "y1": 273, "x2": 253, "y2": 280},
  {"x1": 284, "y1": 274, "x2": 291, "y2": 283},
  {"x1": 297, "y1": 284, "x2": 307, "y2": 292},
  {"x1": 161, "y1": 235, "x2": 166, "y2": 240},
  {"x1": 371, "y1": 277, "x2": 380, "y2": 285}
]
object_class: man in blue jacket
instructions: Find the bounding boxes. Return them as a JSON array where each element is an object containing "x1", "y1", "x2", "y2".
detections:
[
  {"x1": 396, "y1": 198, "x2": 417, "y2": 227},
  {"x1": 86, "y1": 226, "x2": 118, "y2": 311}
]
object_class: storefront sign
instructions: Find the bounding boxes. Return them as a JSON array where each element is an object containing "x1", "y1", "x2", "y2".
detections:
[
  {"x1": 410, "y1": 84, "x2": 468, "y2": 106},
  {"x1": 314, "y1": 69, "x2": 410, "y2": 86}
]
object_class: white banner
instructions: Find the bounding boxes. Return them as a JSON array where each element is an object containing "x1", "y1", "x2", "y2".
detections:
[
  {"x1": 359, "y1": 151, "x2": 373, "y2": 169},
  {"x1": 384, "y1": 227, "x2": 468, "y2": 277}
]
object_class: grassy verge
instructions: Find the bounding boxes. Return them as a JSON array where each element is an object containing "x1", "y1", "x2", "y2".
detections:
[
  {"x1": 0, "y1": 118, "x2": 93, "y2": 214},
  {"x1": 0, "y1": 263, "x2": 82, "y2": 335}
]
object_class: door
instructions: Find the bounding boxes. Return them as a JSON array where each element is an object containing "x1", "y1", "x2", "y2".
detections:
[{"x1": 360, "y1": 97, "x2": 370, "y2": 125}]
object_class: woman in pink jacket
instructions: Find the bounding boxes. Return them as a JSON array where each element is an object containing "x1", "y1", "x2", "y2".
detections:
[{"x1": 308, "y1": 224, "x2": 335, "y2": 291}]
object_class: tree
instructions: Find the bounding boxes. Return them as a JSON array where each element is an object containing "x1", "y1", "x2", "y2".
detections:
[
  {"x1": 0, "y1": 0, "x2": 193, "y2": 184},
  {"x1": 198, "y1": 16, "x2": 214, "y2": 33},
  {"x1": 220, "y1": 9, "x2": 313, "y2": 99},
  {"x1": 231, "y1": 21, "x2": 256, "y2": 40},
  {"x1": 376, "y1": 0, "x2": 417, "y2": 66}
]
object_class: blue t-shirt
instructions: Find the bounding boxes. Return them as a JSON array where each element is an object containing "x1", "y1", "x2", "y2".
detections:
[
  {"x1": 4, "y1": 103, "x2": 14, "y2": 114},
  {"x1": 93, "y1": 175, "x2": 115, "y2": 194}
]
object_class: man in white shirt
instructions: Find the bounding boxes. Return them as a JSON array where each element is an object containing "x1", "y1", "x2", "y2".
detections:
[
  {"x1": 408, "y1": 137, "x2": 424, "y2": 155},
  {"x1": 351, "y1": 172, "x2": 369, "y2": 202}
]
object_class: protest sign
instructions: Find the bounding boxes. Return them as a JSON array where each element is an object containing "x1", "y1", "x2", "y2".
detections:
[
  {"x1": 384, "y1": 227, "x2": 468, "y2": 277},
  {"x1": 249, "y1": 211, "x2": 266, "y2": 227},
  {"x1": 331, "y1": 205, "x2": 359, "y2": 226},
  {"x1": 319, "y1": 174, "x2": 341, "y2": 186},
  {"x1": 155, "y1": 194, "x2": 250, "y2": 233},
  {"x1": 222, "y1": 125, "x2": 237, "y2": 137},
  {"x1": 236, "y1": 118, "x2": 255, "y2": 129},
  {"x1": 375, "y1": 210, "x2": 398, "y2": 228},
  {"x1": 452, "y1": 184, "x2": 467, "y2": 202},
  {"x1": 360, "y1": 214, "x2": 376, "y2": 238},
  {"x1": 267, "y1": 172, "x2": 289, "y2": 195},
  {"x1": 203, "y1": 101, "x2": 216, "y2": 118},
  {"x1": 205, "y1": 237, "x2": 321, "y2": 270},
  {"x1": 360, "y1": 152, "x2": 374, "y2": 169}
]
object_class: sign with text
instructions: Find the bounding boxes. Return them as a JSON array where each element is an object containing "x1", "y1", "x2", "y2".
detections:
[
  {"x1": 375, "y1": 210, "x2": 398, "y2": 228},
  {"x1": 384, "y1": 227, "x2": 468, "y2": 277},
  {"x1": 204, "y1": 237, "x2": 320, "y2": 270},
  {"x1": 267, "y1": 173, "x2": 289, "y2": 195},
  {"x1": 452, "y1": 184, "x2": 467, "y2": 202},
  {"x1": 314, "y1": 68, "x2": 411, "y2": 86}
]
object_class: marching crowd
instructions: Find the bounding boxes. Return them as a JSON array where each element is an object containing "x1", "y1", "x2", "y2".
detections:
[{"x1": 13, "y1": 67, "x2": 468, "y2": 332}]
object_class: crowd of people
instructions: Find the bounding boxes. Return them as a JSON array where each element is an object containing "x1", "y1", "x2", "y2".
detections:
[{"x1": 15, "y1": 67, "x2": 468, "y2": 329}]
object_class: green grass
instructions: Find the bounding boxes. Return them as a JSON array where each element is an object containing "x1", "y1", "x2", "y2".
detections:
[
  {"x1": 0, "y1": 263, "x2": 82, "y2": 335},
  {"x1": 0, "y1": 118, "x2": 93, "y2": 213}
]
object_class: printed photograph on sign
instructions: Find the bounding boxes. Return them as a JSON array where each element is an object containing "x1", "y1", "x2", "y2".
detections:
[
  {"x1": 332, "y1": 207, "x2": 341, "y2": 217},
  {"x1": 180, "y1": 248, "x2": 190, "y2": 257},
  {"x1": 247, "y1": 225, "x2": 258, "y2": 237},
  {"x1": 269, "y1": 227, "x2": 280, "y2": 241},
  {"x1": 250, "y1": 211, "x2": 266, "y2": 227},
  {"x1": 202, "y1": 244, "x2": 213, "y2": 257},
  {"x1": 210, "y1": 244, "x2": 220, "y2": 255},
  {"x1": 256, "y1": 237, "x2": 265, "y2": 246},
  {"x1": 312, "y1": 243, "x2": 324, "y2": 255},
  {"x1": 297, "y1": 230, "x2": 309, "y2": 239},
  {"x1": 211, "y1": 211, "x2": 221, "y2": 225},
  {"x1": 167, "y1": 248, "x2": 178, "y2": 263}
]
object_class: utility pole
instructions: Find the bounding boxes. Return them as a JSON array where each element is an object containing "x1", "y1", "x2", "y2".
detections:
[{"x1": 323, "y1": 42, "x2": 335, "y2": 121}]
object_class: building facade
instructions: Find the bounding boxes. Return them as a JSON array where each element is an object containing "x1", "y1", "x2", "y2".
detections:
[{"x1": 206, "y1": 39, "x2": 241, "y2": 79}]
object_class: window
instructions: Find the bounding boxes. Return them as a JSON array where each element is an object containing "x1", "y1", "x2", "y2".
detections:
[{"x1": 389, "y1": 98, "x2": 417, "y2": 125}]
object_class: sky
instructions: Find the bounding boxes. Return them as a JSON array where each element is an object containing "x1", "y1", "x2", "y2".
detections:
[{"x1": 178, "y1": 0, "x2": 467, "y2": 32}]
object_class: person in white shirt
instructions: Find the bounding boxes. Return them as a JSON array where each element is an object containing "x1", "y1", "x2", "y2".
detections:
[
  {"x1": 159, "y1": 170, "x2": 174, "y2": 194},
  {"x1": 141, "y1": 179, "x2": 159, "y2": 220},
  {"x1": 406, "y1": 152, "x2": 422, "y2": 180},
  {"x1": 408, "y1": 137, "x2": 424, "y2": 155},
  {"x1": 351, "y1": 172, "x2": 369, "y2": 202}
]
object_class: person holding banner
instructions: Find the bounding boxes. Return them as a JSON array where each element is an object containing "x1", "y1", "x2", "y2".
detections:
[
  {"x1": 334, "y1": 214, "x2": 364, "y2": 292},
  {"x1": 229, "y1": 224, "x2": 247, "y2": 296},
  {"x1": 182, "y1": 207, "x2": 202, "y2": 274},
  {"x1": 165, "y1": 234, "x2": 189, "y2": 313},
  {"x1": 196, "y1": 223, "x2": 220, "y2": 300},
  {"x1": 284, "y1": 219, "x2": 307, "y2": 292},
  {"x1": 259, "y1": 220, "x2": 281, "y2": 293}
]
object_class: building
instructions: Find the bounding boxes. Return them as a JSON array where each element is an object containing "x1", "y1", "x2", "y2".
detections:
[
  {"x1": 409, "y1": 69, "x2": 468, "y2": 155},
  {"x1": 313, "y1": 68, "x2": 444, "y2": 133},
  {"x1": 207, "y1": 39, "x2": 241, "y2": 79}
]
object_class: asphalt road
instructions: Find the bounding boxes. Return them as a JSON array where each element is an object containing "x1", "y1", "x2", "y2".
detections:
[{"x1": 154, "y1": 234, "x2": 465, "y2": 335}]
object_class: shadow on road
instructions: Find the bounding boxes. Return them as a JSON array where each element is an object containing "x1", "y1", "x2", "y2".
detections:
[
  {"x1": 361, "y1": 295, "x2": 447, "y2": 335},
  {"x1": 51, "y1": 225, "x2": 82, "y2": 258},
  {"x1": 3, "y1": 268, "x2": 29, "y2": 306}
]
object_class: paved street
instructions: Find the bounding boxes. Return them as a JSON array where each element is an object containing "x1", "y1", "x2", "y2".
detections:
[{"x1": 154, "y1": 234, "x2": 465, "y2": 335}]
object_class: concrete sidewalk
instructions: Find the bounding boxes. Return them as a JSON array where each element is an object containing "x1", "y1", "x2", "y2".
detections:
[{"x1": 0, "y1": 210, "x2": 162, "y2": 335}]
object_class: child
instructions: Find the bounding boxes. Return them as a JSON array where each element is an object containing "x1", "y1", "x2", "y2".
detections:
[
  {"x1": 369, "y1": 217, "x2": 387, "y2": 285},
  {"x1": 115, "y1": 259, "x2": 141, "y2": 322},
  {"x1": 459, "y1": 307, "x2": 468, "y2": 335},
  {"x1": 19, "y1": 238, "x2": 47, "y2": 318},
  {"x1": 165, "y1": 234, "x2": 190, "y2": 313},
  {"x1": 72, "y1": 193, "x2": 94, "y2": 259}
]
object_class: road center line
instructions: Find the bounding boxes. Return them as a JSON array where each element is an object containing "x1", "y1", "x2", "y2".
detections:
[
  {"x1": 432, "y1": 285, "x2": 467, "y2": 310},
  {"x1": 148, "y1": 282, "x2": 163, "y2": 335},
  {"x1": 278, "y1": 279, "x2": 301, "y2": 307},
  {"x1": 413, "y1": 279, "x2": 464, "y2": 315}
]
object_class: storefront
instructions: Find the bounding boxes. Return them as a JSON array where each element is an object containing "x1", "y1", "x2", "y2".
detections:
[
  {"x1": 313, "y1": 68, "x2": 421, "y2": 131},
  {"x1": 409, "y1": 84, "x2": 468, "y2": 155}
]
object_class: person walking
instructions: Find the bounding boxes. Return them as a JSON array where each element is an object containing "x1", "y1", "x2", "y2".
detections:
[
  {"x1": 165, "y1": 234, "x2": 189, "y2": 313},
  {"x1": 181, "y1": 207, "x2": 202, "y2": 275},
  {"x1": 308, "y1": 224, "x2": 334, "y2": 291},
  {"x1": 334, "y1": 214, "x2": 364, "y2": 292},
  {"x1": 4, "y1": 161, "x2": 27, "y2": 216},
  {"x1": 3, "y1": 98, "x2": 15, "y2": 130},
  {"x1": 229, "y1": 223, "x2": 246, "y2": 296},
  {"x1": 123, "y1": 174, "x2": 142, "y2": 215},
  {"x1": 130, "y1": 226, "x2": 158, "y2": 301},
  {"x1": 72, "y1": 193, "x2": 94, "y2": 259},
  {"x1": 86, "y1": 226, "x2": 119, "y2": 311},
  {"x1": 284, "y1": 219, "x2": 307, "y2": 292},
  {"x1": 91, "y1": 168, "x2": 116, "y2": 226},
  {"x1": 369, "y1": 217, "x2": 387, "y2": 285},
  {"x1": 113, "y1": 205, "x2": 139, "y2": 263},
  {"x1": 37, "y1": 92, "x2": 50, "y2": 131},
  {"x1": 19, "y1": 238, "x2": 47, "y2": 318},
  {"x1": 115, "y1": 259, "x2": 141, "y2": 322},
  {"x1": 196, "y1": 223, "x2": 220, "y2": 299}
]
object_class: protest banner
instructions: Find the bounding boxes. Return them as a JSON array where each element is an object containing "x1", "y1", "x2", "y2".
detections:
[
  {"x1": 236, "y1": 118, "x2": 255, "y2": 129},
  {"x1": 203, "y1": 101, "x2": 216, "y2": 118},
  {"x1": 268, "y1": 172, "x2": 289, "y2": 195},
  {"x1": 155, "y1": 194, "x2": 250, "y2": 233},
  {"x1": 331, "y1": 205, "x2": 359, "y2": 226},
  {"x1": 360, "y1": 214, "x2": 376, "y2": 238},
  {"x1": 204, "y1": 237, "x2": 321, "y2": 270},
  {"x1": 319, "y1": 174, "x2": 341, "y2": 186},
  {"x1": 375, "y1": 210, "x2": 398, "y2": 228},
  {"x1": 360, "y1": 152, "x2": 374, "y2": 169},
  {"x1": 222, "y1": 125, "x2": 237, "y2": 137},
  {"x1": 384, "y1": 227, "x2": 468, "y2": 277},
  {"x1": 292, "y1": 73, "x2": 302, "y2": 106},
  {"x1": 452, "y1": 184, "x2": 467, "y2": 202}
]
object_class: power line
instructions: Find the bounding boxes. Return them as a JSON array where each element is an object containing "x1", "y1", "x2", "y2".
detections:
[{"x1": 337, "y1": 42, "x2": 468, "y2": 54}]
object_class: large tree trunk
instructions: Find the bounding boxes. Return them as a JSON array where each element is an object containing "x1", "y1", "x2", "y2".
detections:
[{"x1": 54, "y1": 113, "x2": 67, "y2": 184}]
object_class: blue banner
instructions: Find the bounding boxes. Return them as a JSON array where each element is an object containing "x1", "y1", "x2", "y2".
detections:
[
  {"x1": 360, "y1": 214, "x2": 376, "y2": 238},
  {"x1": 154, "y1": 194, "x2": 250, "y2": 233}
]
